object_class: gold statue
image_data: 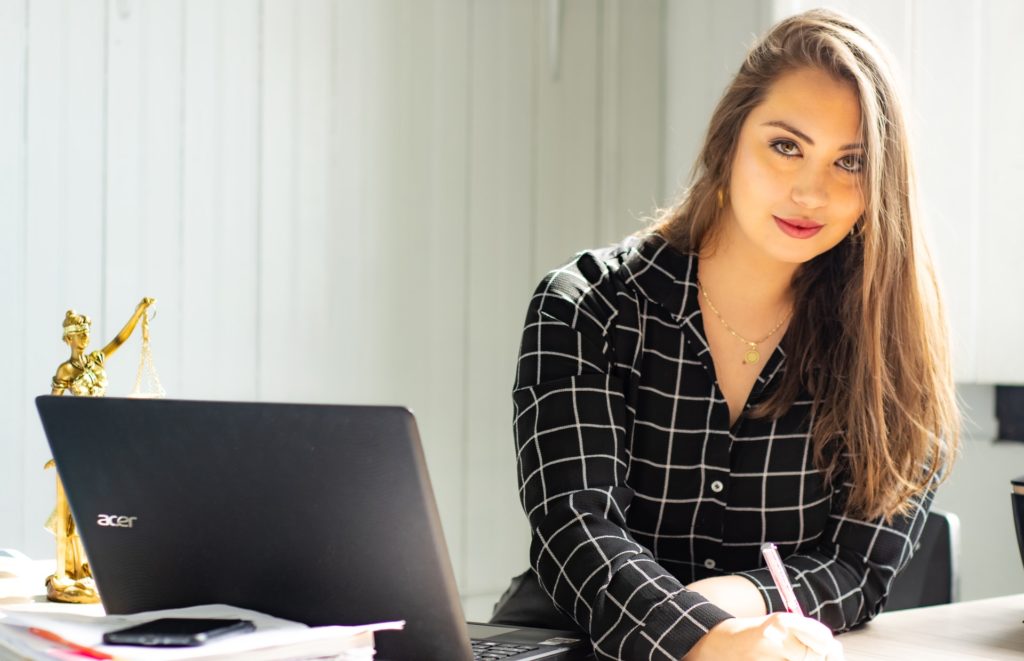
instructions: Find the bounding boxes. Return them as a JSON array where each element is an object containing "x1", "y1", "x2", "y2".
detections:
[{"x1": 44, "y1": 297, "x2": 156, "y2": 603}]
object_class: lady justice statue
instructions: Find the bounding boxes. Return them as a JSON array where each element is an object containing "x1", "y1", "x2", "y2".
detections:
[{"x1": 44, "y1": 297, "x2": 156, "y2": 603}]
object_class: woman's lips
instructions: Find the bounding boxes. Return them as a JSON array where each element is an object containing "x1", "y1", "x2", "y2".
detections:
[{"x1": 773, "y1": 215, "x2": 824, "y2": 239}]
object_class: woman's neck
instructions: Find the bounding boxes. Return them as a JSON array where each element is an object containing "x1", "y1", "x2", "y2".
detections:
[{"x1": 697, "y1": 220, "x2": 796, "y2": 329}]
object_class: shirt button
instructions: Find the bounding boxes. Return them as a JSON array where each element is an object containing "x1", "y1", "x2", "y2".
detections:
[
  {"x1": 710, "y1": 480, "x2": 724, "y2": 493},
  {"x1": 704, "y1": 558, "x2": 716, "y2": 569}
]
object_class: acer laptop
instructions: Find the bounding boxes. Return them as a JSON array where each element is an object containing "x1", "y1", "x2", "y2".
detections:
[{"x1": 35, "y1": 396, "x2": 590, "y2": 661}]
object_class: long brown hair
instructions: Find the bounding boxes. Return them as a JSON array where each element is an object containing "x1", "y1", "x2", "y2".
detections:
[{"x1": 654, "y1": 9, "x2": 959, "y2": 521}]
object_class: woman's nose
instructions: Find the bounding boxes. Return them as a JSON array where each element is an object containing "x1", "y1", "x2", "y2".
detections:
[{"x1": 790, "y1": 167, "x2": 828, "y2": 209}]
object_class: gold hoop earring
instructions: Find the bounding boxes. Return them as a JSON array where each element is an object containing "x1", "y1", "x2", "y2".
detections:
[{"x1": 717, "y1": 189, "x2": 725, "y2": 210}]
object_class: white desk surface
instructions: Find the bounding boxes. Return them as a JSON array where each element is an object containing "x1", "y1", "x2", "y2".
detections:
[
  {"x1": 840, "y1": 593, "x2": 1024, "y2": 660},
  {"x1": 5, "y1": 558, "x2": 1024, "y2": 659}
]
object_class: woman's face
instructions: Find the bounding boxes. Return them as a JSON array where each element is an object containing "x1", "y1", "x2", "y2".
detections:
[
  {"x1": 68, "y1": 331, "x2": 90, "y2": 351},
  {"x1": 724, "y1": 67, "x2": 865, "y2": 265}
]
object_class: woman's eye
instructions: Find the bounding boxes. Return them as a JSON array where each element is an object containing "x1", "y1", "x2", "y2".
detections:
[
  {"x1": 837, "y1": 153, "x2": 864, "y2": 173},
  {"x1": 770, "y1": 139, "x2": 800, "y2": 158}
]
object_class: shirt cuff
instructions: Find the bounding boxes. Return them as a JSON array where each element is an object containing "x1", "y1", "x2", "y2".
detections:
[
  {"x1": 638, "y1": 596, "x2": 735, "y2": 660},
  {"x1": 735, "y1": 567, "x2": 791, "y2": 615}
]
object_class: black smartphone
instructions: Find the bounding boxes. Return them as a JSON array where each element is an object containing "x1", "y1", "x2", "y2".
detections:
[{"x1": 102, "y1": 617, "x2": 256, "y2": 647}]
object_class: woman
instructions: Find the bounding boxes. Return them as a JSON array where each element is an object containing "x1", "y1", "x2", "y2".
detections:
[{"x1": 495, "y1": 9, "x2": 959, "y2": 661}]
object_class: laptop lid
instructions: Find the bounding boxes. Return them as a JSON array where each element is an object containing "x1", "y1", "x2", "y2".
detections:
[{"x1": 35, "y1": 395, "x2": 472, "y2": 660}]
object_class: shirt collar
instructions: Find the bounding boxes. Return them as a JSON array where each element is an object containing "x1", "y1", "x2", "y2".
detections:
[
  {"x1": 621, "y1": 232, "x2": 702, "y2": 325},
  {"x1": 621, "y1": 231, "x2": 788, "y2": 389}
]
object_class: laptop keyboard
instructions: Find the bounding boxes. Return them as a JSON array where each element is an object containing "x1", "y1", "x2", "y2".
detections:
[{"x1": 472, "y1": 639, "x2": 540, "y2": 660}]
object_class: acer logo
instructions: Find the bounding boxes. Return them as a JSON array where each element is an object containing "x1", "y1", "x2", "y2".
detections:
[{"x1": 97, "y1": 514, "x2": 138, "y2": 528}]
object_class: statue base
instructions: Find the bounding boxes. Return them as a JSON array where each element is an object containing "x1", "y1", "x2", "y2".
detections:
[{"x1": 45, "y1": 573, "x2": 100, "y2": 604}]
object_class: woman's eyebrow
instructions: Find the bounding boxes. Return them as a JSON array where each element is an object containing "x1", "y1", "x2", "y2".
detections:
[{"x1": 762, "y1": 120, "x2": 863, "y2": 151}]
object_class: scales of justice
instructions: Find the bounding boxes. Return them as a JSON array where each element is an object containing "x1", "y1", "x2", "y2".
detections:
[{"x1": 44, "y1": 297, "x2": 164, "y2": 603}]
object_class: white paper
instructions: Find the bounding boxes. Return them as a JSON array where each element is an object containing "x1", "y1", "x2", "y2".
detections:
[{"x1": 0, "y1": 603, "x2": 403, "y2": 661}]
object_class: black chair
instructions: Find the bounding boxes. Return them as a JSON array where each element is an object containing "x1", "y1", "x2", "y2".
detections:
[
  {"x1": 884, "y1": 509, "x2": 961, "y2": 611},
  {"x1": 1012, "y1": 476, "x2": 1024, "y2": 572}
]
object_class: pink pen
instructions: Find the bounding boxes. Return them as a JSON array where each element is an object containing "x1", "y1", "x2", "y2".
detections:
[{"x1": 760, "y1": 542, "x2": 804, "y2": 617}]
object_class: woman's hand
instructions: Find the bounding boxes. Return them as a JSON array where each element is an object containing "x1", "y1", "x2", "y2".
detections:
[{"x1": 682, "y1": 613, "x2": 843, "y2": 661}]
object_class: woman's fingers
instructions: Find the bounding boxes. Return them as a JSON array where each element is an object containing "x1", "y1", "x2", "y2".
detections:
[
  {"x1": 790, "y1": 621, "x2": 844, "y2": 660},
  {"x1": 685, "y1": 614, "x2": 842, "y2": 661},
  {"x1": 761, "y1": 613, "x2": 844, "y2": 660}
]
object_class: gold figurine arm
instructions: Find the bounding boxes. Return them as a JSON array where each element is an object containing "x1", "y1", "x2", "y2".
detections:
[
  {"x1": 51, "y1": 377, "x2": 68, "y2": 396},
  {"x1": 100, "y1": 297, "x2": 156, "y2": 359}
]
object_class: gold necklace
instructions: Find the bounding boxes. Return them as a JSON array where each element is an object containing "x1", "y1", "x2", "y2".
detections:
[{"x1": 698, "y1": 279, "x2": 790, "y2": 364}]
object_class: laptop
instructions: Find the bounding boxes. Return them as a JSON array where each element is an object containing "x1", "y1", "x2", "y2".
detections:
[{"x1": 35, "y1": 396, "x2": 591, "y2": 661}]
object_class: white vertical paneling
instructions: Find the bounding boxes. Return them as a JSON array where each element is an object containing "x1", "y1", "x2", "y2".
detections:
[
  {"x1": 257, "y1": 0, "x2": 295, "y2": 402},
  {"x1": 911, "y1": 0, "x2": 980, "y2": 382},
  {"x1": 179, "y1": 0, "x2": 221, "y2": 398},
  {"x1": 769, "y1": 0, "x2": 804, "y2": 23},
  {"x1": 180, "y1": 0, "x2": 260, "y2": 399},
  {"x1": 532, "y1": 0, "x2": 600, "y2": 274},
  {"x1": 976, "y1": 0, "x2": 1024, "y2": 383},
  {"x1": 0, "y1": 0, "x2": 27, "y2": 551},
  {"x1": 602, "y1": 0, "x2": 663, "y2": 241},
  {"x1": 664, "y1": 0, "x2": 711, "y2": 206},
  {"x1": 102, "y1": 0, "x2": 146, "y2": 395},
  {"x1": 360, "y1": 0, "x2": 407, "y2": 402},
  {"x1": 22, "y1": 0, "x2": 107, "y2": 557},
  {"x1": 63, "y1": 0, "x2": 108, "y2": 325},
  {"x1": 598, "y1": 0, "x2": 621, "y2": 244},
  {"x1": 463, "y1": 0, "x2": 537, "y2": 610},
  {"x1": 325, "y1": 0, "x2": 368, "y2": 406},
  {"x1": 416, "y1": 0, "x2": 471, "y2": 591},
  {"x1": 358, "y1": 1, "x2": 431, "y2": 405},
  {"x1": 288, "y1": 0, "x2": 332, "y2": 401},
  {"x1": 102, "y1": 0, "x2": 185, "y2": 397},
  {"x1": 135, "y1": 0, "x2": 184, "y2": 396},
  {"x1": 258, "y1": 0, "x2": 332, "y2": 404},
  {"x1": 663, "y1": 0, "x2": 770, "y2": 199},
  {"x1": 217, "y1": 0, "x2": 260, "y2": 400},
  {"x1": 344, "y1": 2, "x2": 390, "y2": 400}
]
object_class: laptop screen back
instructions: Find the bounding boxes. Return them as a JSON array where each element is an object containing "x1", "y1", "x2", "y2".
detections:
[{"x1": 35, "y1": 395, "x2": 473, "y2": 660}]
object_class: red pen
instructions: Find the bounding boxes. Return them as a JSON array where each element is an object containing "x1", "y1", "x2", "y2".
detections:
[{"x1": 27, "y1": 627, "x2": 114, "y2": 660}]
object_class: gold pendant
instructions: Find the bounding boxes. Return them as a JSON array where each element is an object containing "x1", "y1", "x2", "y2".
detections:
[{"x1": 744, "y1": 347, "x2": 760, "y2": 364}]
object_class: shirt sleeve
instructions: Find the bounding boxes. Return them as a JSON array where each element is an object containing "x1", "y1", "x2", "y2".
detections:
[
  {"x1": 736, "y1": 469, "x2": 936, "y2": 632},
  {"x1": 513, "y1": 257, "x2": 733, "y2": 660}
]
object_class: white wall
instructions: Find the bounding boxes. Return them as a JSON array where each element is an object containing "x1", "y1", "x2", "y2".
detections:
[
  {"x1": 0, "y1": 0, "x2": 664, "y2": 620},
  {"x1": 663, "y1": 0, "x2": 771, "y2": 196}
]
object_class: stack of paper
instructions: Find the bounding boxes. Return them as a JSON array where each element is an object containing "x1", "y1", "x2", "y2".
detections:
[{"x1": 0, "y1": 603, "x2": 403, "y2": 660}]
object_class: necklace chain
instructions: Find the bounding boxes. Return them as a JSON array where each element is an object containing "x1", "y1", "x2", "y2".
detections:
[{"x1": 697, "y1": 279, "x2": 790, "y2": 364}]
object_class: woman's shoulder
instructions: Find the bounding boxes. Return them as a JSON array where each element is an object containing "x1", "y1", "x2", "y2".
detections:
[
  {"x1": 533, "y1": 231, "x2": 695, "y2": 308},
  {"x1": 535, "y1": 232, "x2": 659, "y2": 295},
  {"x1": 53, "y1": 361, "x2": 77, "y2": 382},
  {"x1": 523, "y1": 232, "x2": 697, "y2": 338},
  {"x1": 523, "y1": 237, "x2": 638, "y2": 330}
]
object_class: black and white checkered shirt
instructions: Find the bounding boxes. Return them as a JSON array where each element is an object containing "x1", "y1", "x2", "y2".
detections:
[{"x1": 513, "y1": 232, "x2": 932, "y2": 660}]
